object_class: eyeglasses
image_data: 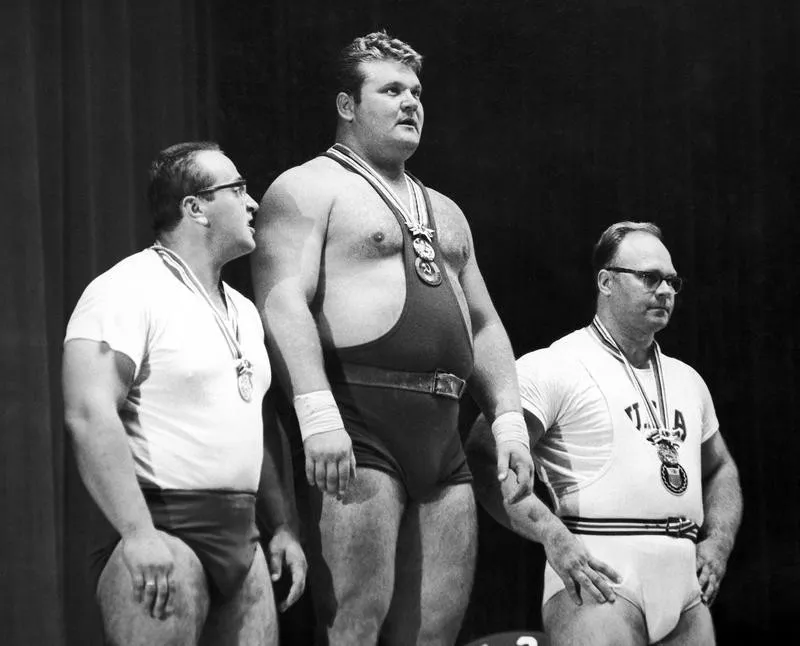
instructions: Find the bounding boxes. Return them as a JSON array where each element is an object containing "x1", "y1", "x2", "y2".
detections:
[
  {"x1": 605, "y1": 267, "x2": 684, "y2": 293},
  {"x1": 195, "y1": 179, "x2": 247, "y2": 198}
]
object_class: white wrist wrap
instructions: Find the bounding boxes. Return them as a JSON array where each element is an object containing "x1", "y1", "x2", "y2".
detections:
[
  {"x1": 491, "y1": 411, "x2": 530, "y2": 451},
  {"x1": 293, "y1": 390, "x2": 344, "y2": 442}
]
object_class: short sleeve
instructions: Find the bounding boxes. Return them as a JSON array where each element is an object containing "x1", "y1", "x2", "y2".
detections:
[
  {"x1": 64, "y1": 272, "x2": 149, "y2": 373},
  {"x1": 516, "y1": 348, "x2": 573, "y2": 431},
  {"x1": 691, "y1": 366, "x2": 720, "y2": 443}
]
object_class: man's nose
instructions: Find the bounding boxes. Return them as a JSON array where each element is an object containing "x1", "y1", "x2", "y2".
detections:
[
  {"x1": 655, "y1": 278, "x2": 676, "y2": 295},
  {"x1": 401, "y1": 91, "x2": 419, "y2": 109},
  {"x1": 245, "y1": 194, "x2": 258, "y2": 211}
]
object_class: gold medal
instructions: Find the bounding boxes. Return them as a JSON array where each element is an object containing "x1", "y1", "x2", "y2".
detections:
[
  {"x1": 415, "y1": 257, "x2": 443, "y2": 286},
  {"x1": 412, "y1": 237, "x2": 436, "y2": 261}
]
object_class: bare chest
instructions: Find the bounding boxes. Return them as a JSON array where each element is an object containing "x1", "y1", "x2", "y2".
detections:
[{"x1": 326, "y1": 182, "x2": 471, "y2": 269}]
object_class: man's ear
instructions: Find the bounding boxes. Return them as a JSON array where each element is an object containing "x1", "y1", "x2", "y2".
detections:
[
  {"x1": 597, "y1": 269, "x2": 613, "y2": 296},
  {"x1": 336, "y1": 91, "x2": 356, "y2": 121},
  {"x1": 180, "y1": 195, "x2": 209, "y2": 227}
]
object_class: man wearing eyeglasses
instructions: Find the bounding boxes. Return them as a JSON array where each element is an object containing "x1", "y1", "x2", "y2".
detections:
[
  {"x1": 63, "y1": 142, "x2": 306, "y2": 645},
  {"x1": 466, "y1": 221, "x2": 742, "y2": 645}
]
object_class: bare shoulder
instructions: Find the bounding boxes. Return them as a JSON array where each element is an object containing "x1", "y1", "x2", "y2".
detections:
[
  {"x1": 425, "y1": 185, "x2": 469, "y2": 224},
  {"x1": 260, "y1": 156, "x2": 346, "y2": 219}
]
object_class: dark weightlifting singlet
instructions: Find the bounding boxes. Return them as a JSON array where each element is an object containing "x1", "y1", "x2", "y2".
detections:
[{"x1": 323, "y1": 152, "x2": 475, "y2": 500}]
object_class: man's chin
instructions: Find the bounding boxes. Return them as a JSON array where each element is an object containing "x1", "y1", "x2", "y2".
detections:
[
  {"x1": 229, "y1": 238, "x2": 257, "y2": 261},
  {"x1": 647, "y1": 309, "x2": 672, "y2": 329},
  {"x1": 391, "y1": 137, "x2": 420, "y2": 160}
]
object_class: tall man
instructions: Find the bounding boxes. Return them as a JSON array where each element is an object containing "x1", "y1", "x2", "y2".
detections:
[
  {"x1": 251, "y1": 32, "x2": 534, "y2": 644},
  {"x1": 63, "y1": 142, "x2": 306, "y2": 646},
  {"x1": 467, "y1": 222, "x2": 743, "y2": 645}
]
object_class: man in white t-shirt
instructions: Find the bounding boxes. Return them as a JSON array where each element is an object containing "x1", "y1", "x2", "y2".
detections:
[
  {"x1": 466, "y1": 222, "x2": 742, "y2": 645},
  {"x1": 63, "y1": 142, "x2": 306, "y2": 646}
]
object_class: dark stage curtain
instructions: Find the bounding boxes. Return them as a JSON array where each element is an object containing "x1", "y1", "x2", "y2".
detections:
[
  {"x1": 0, "y1": 1, "x2": 214, "y2": 644},
  {"x1": 2, "y1": 0, "x2": 798, "y2": 644}
]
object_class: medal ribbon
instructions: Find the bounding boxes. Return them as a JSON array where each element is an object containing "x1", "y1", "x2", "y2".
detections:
[
  {"x1": 588, "y1": 315, "x2": 670, "y2": 436},
  {"x1": 151, "y1": 242, "x2": 245, "y2": 363},
  {"x1": 326, "y1": 143, "x2": 433, "y2": 239}
]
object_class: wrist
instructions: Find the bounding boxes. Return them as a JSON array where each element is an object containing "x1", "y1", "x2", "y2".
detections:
[
  {"x1": 491, "y1": 411, "x2": 530, "y2": 451},
  {"x1": 293, "y1": 390, "x2": 343, "y2": 442},
  {"x1": 271, "y1": 522, "x2": 300, "y2": 541},
  {"x1": 538, "y1": 515, "x2": 570, "y2": 547},
  {"x1": 699, "y1": 529, "x2": 734, "y2": 555},
  {"x1": 120, "y1": 522, "x2": 158, "y2": 541}
]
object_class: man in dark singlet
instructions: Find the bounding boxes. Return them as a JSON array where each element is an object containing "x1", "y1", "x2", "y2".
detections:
[{"x1": 251, "y1": 32, "x2": 534, "y2": 644}]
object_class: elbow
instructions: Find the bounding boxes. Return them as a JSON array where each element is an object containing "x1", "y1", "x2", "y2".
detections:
[
  {"x1": 64, "y1": 407, "x2": 92, "y2": 443},
  {"x1": 64, "y1": 402, "x2": 113, "y2": 445}
]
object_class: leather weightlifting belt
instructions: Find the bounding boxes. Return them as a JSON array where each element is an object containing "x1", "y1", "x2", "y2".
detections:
[
  {"x1": 561, "y1": 516, "x2": 700, "y2": 542},
  {"x1": 330, "y1": 362, "x2": 467, "y2": 400}
]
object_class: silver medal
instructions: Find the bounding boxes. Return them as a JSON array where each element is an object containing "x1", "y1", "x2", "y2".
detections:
[{"x1": 237, "y1": 359, "x2": 253, "y2": 402}]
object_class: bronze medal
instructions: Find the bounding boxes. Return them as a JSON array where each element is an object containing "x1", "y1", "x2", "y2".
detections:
[
  {"x1": 237, "y1": 359, "x2": 253, "y2": 402},
  {"x1": 656, "y1": 438, "x2": 687, "y2": 495},
  {"x1": 660, "y1": 462, "x2": 688, "y2": 495},
  {"x1": 415, "y1": 257, "x2": 442, "y2": 286},
  {"x1": 412, "y1": 237, "x2": 436, "y2": 261},
  {"x1": 656, "y1": 440, "x2": 678, "y2": 465}
]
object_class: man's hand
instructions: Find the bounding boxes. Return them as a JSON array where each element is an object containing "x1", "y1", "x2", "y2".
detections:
[
  {"x1": 121, "y1": 529, "x2": 176, "y2": 620},
  {"x1": 303, "y1": 429, "x2": 356, "y2": 497},
  {"x1": 267, "y1": 525, "x2": 308, "y2": 612},
  {"x1": 541, "y1": 521, "x2": 622, "y2": 606},
  {"x1": 696, "y1": 538, "x2": 730, "y2": 606},
  {"x1": 496, "y1": 439, "x2": 534, "y2": 504}
]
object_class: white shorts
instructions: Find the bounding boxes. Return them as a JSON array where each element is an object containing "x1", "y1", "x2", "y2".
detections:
[{"x1": 542, "y1": 534, "x2": 703, "y2": 643}]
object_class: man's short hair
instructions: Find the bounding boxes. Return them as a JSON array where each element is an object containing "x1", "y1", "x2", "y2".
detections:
[
  {"x1": 336, "y1": 30, "x2": 423, "y2": 102},
  {"x1": 591, "y1": 221, "x2": 663, "y2": 275},
  {"x1": 148, "y1": 141, "x2": 221, "y2": 233}
]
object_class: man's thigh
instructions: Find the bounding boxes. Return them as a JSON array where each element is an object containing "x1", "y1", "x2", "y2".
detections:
[
  {"x1": 97, "y1": 531, "x2": 209, "y2": 646},
  {"x1": 657, "y1": 601, "x2": 715, "y2": 646},
  {"x1": 543, "y1": 589, "x2": 648, "y2": 646},
  {"x1": 200, "y1": 543, "x2": 277, "y2": 646},
  {"x1": 382, "y1": 483, "x2": 478, "y2": 646},
  {"x1": 306, "y1": 468, "x2": 405, "y2": 635}
]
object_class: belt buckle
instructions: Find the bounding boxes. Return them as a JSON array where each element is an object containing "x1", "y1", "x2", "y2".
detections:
[
  {"x1": 665, "y1": 516, "x2": 685, "y2": 538},
  {"x1": 433, "y1": 370, "x2": 466, "y2": 400}
]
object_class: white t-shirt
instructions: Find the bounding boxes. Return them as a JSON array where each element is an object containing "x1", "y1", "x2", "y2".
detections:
[
  {"x1": 518, "y1": 328, "x2": 718, "y2": 522},
  {"x1": 65, "y1": 249, "x2": 270, "y2": 491}
]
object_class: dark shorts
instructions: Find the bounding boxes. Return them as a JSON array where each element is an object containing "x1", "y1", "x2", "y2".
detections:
[
  {"x1": 91, "y1": 489, "x2": 259, "y2": 601},
  {"x1": 332, "y1": 380, "x2": 473, "y2": 501}
]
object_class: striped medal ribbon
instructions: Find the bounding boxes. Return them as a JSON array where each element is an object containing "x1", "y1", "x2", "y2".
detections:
[
  {"x1": 151, "y1": 242, "x2": 254, "y2": 402},
  {"x1": 588, "y1": 315, "x2": 688, "y2": 495},
  {"x1": 326, "y1": 144, "x2": 442, "y2": 286}
]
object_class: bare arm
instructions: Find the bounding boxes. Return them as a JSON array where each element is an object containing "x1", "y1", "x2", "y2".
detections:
[
  {"x1": 63, "y1": 339, "x2": 174, "y2": 619},
  {"x1": 257, "y1": 394, "x2": 299, "y2": 534},
  {"x1": 465, "y1": 410, "x2": 621, "y2": 605},
  {"x1": 258, "y1": 393, "x2": 307, "y2": 611},
  {"x1": 459, "y1": 235, "x2": 519, "y2": 421},
  {"x1": 696, "y1": 431, "x2": 743, "y2": 605},
  {"x1": 251, "y1": 168, "x2": 355, "y2": 497},
  {"x1": 458, "y1": 218, "x2": 533, "y2": 499},
  {"x1": 251, "y1": 170, "x2": 331, "y2": 397}
]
